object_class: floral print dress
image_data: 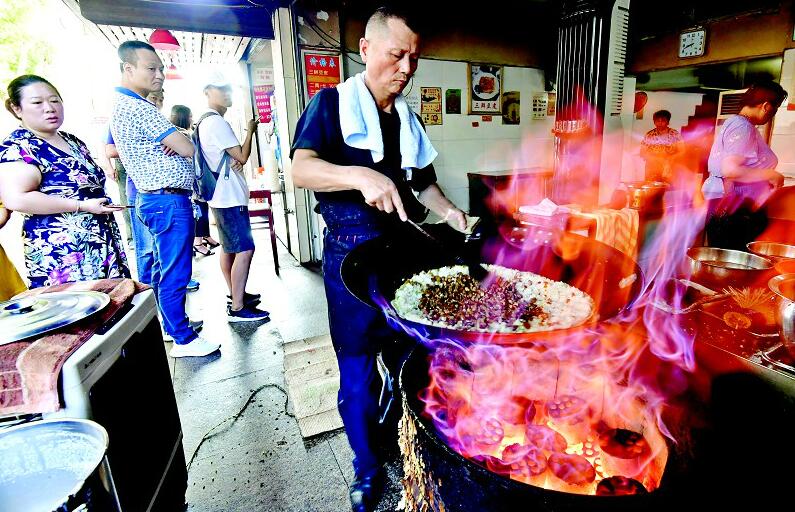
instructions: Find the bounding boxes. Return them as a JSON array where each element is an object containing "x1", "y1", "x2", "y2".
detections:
[{"x1": 0, "y1": 128, "x2": 129, "y2": 288}]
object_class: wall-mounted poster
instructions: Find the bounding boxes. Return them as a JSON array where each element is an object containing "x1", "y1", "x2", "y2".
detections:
[
  {"x1": 502, "y1": 91, "x2": 520, "y2": 125},
  {"x1": 420, "y1": 87, "x2": 442, "y2": 125},
  {"x1": 468, "y1": 63, "x2": 503, "y2": 115},
  {"x1": 445, "y1": 88, "x2": 461, "y2": 114},
  {"x1": 547, "y1": 92, "x2": 557, "y2": 117},
  {"x1": 302, "y1": 50, "x2": 341, "y2": 101}
]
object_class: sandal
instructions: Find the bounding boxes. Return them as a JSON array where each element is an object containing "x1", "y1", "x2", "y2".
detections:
[
  {"x1": 203, "y1": 237, "x2": 221, "y2": 248},
  {"x1": 193, "y1": 243, "x2": 214, "y2": 256}
]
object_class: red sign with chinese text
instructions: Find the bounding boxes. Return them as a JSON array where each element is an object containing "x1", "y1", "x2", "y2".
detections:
[
  {"x1": 253, "y1": 85, "x2": 274, "y2": 123},
  {"x1": 304, "y1": 52, "x2": 342, "y2": 99}
]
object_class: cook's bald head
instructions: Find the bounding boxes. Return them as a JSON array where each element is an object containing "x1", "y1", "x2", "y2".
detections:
[{"x1": 365, "y1": 6, "x2": 419, "y2": 40}]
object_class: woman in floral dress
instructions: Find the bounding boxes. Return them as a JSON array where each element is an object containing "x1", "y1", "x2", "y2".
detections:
[{"x1": 0, "y1": 75, "x2": 129, "y2": 288}]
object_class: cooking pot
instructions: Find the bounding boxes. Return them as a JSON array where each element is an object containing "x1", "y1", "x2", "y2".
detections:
[
  {"x1": 0, "y1": 418, "x2": 118, "y2": 511},
  {"x1": 686, "y1": 247, "x2": 774, "y2": 287},
  {"x1": 747, "y1": 241, "x2": 795, "y2": 264},
  {"x1": 621, "y1": 181, "x2": 669, "y2": 212},
  {"x1": 769, "y1": 273, "x2": 795, "y2": 347}
]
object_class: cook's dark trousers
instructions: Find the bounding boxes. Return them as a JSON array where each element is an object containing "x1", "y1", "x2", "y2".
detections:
[
  {"x1": 322, "y1": 226, "x2": 405, "y2": 480},
  {"x1": 704, "y1": 183, "x2": 769, "y2": 251}
]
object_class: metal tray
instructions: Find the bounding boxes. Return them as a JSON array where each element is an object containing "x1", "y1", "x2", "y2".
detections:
[{"x1": 0, "y1": 291, "x2": 110, "y2": 345}]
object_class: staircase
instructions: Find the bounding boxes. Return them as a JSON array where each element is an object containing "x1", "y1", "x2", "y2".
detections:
[{"x1": 680, "y1": 94, "x2": 719, "y2": 180}]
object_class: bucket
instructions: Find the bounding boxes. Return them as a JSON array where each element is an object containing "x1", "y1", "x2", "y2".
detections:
[{"x1": 0, "y1": 418, "x2": 118, "y2": 511}]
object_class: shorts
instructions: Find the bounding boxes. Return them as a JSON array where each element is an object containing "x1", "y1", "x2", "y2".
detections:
[{"x1": 212, "y1": 206, "x2": 255, "y2": 253}]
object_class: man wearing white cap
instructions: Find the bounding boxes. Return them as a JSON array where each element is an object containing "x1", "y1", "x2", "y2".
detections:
[{"x1": 195, "y1": 74, "x2": 269, "y2": 322}]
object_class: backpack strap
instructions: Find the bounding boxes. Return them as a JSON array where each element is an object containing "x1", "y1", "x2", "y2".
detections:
[{"x1": 193, "y1": 111, "x2": 230, "y2": 179}]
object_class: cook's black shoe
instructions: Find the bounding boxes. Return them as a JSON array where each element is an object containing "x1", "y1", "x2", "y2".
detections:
[{"x1": 349, "y1": 472, "x2": 383, "y2": 512}]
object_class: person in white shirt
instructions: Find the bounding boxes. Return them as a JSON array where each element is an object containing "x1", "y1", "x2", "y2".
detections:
[{"x1": 196, "y1": 76, "x2": 269, "y2": 322}]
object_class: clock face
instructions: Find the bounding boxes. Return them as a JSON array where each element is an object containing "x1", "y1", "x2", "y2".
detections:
[{"x1": 679, "y1": 30, "x2": 706, "y2": 58}]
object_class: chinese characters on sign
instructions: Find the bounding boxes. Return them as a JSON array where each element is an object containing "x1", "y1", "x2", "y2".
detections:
[
  {"x1": 468, "y1": 63, "x2": 503, "y2": 115},
  {"x1": 253, "y1": 84, "x2": 274, "y2": 123},
  {"x1": 420, "y1": 87, "x2": 442, "y2": 125},
  {"x1": 303, "y1": 52, "x2": 342, "y2": 99},
  {"x1": 532, "y1": 92, "x2": 547, "y2": 120},
  {"x1": 254, "y1": 67, "x2": 274, "y2": 84}
]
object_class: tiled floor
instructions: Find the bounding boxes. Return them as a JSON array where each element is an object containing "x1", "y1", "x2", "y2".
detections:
[{"x1": 174, "y1": 225, "x2": 402, "y2": 511}]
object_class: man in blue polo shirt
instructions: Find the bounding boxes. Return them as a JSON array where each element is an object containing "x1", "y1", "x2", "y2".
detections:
[{"x1": 110, "y1": 40, "x2": 220, "y2": 358}]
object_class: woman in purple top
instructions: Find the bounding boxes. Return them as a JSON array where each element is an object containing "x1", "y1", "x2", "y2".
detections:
[
  {"x1": 703, "y1": 81, "x2": 787, "y2": 250},
  {"x1": 0, "y1": 75, "x2": 129, "y2": 288}
]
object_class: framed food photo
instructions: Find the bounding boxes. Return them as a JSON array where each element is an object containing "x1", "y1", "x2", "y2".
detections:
[{"x1": 468, "y1": 63, "x2": 503, "y2": 115}]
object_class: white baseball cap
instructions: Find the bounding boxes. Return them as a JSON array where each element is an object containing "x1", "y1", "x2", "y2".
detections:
[{"x1": 204, "y1": 71, "x2": 231, "y2": 90}]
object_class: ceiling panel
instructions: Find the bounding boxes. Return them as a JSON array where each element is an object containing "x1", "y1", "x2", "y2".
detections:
[{"x1": 96, "y1": 25, "x2": 251, "y2": 66}]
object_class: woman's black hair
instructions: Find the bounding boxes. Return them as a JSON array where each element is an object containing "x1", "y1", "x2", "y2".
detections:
[
  {"x1": 741, "y1": 80, "x2": 788, "y2": 109},
  {"x1": 170, "y1": 104, "x2": 192, "y2": 130},
  {"x1": 5, "y1": 75, "x2": 62, "y2": 120}
]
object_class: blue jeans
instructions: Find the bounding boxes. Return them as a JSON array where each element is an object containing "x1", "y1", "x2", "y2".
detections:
[
  {"x1": 322, "y1": 228, "x2": 402, "y2": 479},
  {"x1": 136, "y1": 192, "x2": 197, "y2": 345},
  {"x1": 127, "y1": 179, "x2": 154, "y2": 285}
]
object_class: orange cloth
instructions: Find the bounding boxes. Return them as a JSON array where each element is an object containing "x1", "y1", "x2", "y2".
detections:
[{"x1": 573, "y1": 208, "x2": 640, "y2": 258}]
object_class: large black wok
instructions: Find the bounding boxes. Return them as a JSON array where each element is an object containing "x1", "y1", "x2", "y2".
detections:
[{"x1": 340, "y1": 224, "x2": 644, "y2": 345}]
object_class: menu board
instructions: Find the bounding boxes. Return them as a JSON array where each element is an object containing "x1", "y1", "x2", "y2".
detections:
[{"x1": 303, "y1": 51, "x2": 342, "y2": 100}]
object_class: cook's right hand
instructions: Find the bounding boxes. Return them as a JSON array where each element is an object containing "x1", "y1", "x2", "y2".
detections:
[
  {"x1": 355, "y1": 167, "x2": 407, "y2": 221},
  {"x1": 79, "y1": 198, "x2": 124, "y2": 215},
  {"x1": 770, "y1": 171, "x2": 785, "y2": 189}
]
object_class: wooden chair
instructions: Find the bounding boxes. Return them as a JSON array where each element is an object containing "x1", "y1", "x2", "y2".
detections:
[{"x1": 248, "y1": 189, "x2": 279, "y2": 275}]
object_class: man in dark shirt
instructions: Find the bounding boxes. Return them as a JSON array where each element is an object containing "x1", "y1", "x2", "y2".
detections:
[{"x1": 291, "y1": 7, "x2": 465, "y2": 512}]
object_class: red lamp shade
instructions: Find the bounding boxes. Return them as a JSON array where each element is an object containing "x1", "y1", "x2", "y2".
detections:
[
  {"x1": 149, "y1": 29, "x2": 180, "y2": 51},
  {"x1": 165, "y1": 64, "x2": 182, "y2": 80}
]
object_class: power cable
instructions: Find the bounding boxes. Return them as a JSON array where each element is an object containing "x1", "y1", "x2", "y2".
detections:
[{"x1": 185, "y1": 383, "x2": 294, "y2": 472}]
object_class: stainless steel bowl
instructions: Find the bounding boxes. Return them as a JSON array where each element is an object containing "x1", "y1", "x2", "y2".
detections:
[
  {"x1": 769, "y1": 273, "x2": 795, "y2": 346},
  {"x1": 747, "y1": 241, "x2": 795, "y2": 263},
  {"x1": 686, "y1": 247, "x2": 774, "y2": 287}
]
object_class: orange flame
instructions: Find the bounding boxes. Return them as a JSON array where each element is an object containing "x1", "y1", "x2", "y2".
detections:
[{"x1": 377, "y1": 93, "x2": 747, "y2": 496}]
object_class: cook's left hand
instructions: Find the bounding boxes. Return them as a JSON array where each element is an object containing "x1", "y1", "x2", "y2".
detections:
[
  {"x1": 231, "y1": 160, "x2": 243, "y2": 172},
  {"x1": 445, "y1": 208, "x2": 467, "y2": 232},
  {"x1": 247, "y1": 118, "x2": 260, "y2": 133},
  {"x1": 162, "y1": 145, "x2": 177, "y2": 157}
]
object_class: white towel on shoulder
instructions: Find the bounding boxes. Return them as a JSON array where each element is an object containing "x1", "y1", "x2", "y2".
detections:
[{"x1": 337, "y1": 72, "x2": 437, "y2": 171}]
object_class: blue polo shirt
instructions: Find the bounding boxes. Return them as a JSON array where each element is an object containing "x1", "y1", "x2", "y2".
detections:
[{"x1": 109, "y1": 87, "x2": 194, "y2": 191}]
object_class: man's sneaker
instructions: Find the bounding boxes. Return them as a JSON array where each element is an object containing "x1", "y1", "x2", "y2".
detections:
[
  {"x1": 169, "y1": 336, "x2": 221, "y2": 358},
  {"x1": 227, "y1": 304, "x2": 270, "y2": 323},
  {"x1": 162, "y1": 319, "x2": 204, "y2": 342},
  {"x1": 226, "y1": 292, "x2": 261, "y2": 306},
  {"x1": 187, "y1": 279, "x2": 200, "y2": 292}
]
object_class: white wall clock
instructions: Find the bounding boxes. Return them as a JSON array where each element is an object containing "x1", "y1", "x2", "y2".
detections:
[{"x1": 679, "y1": 29, "x2": 706, "y2": 58}]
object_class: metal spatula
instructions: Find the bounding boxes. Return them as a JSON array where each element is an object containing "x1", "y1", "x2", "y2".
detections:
[{"x1": 405, "y1": 219, "x2": 489, "y2": 280}]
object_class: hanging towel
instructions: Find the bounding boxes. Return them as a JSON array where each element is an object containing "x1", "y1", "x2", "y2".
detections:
[
  {"x1": 337, "y1": 72, "x2": 437, "y2": 170},
  {"x1": 575, "y1": 207, "x2": 640, "y2": 258}
]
